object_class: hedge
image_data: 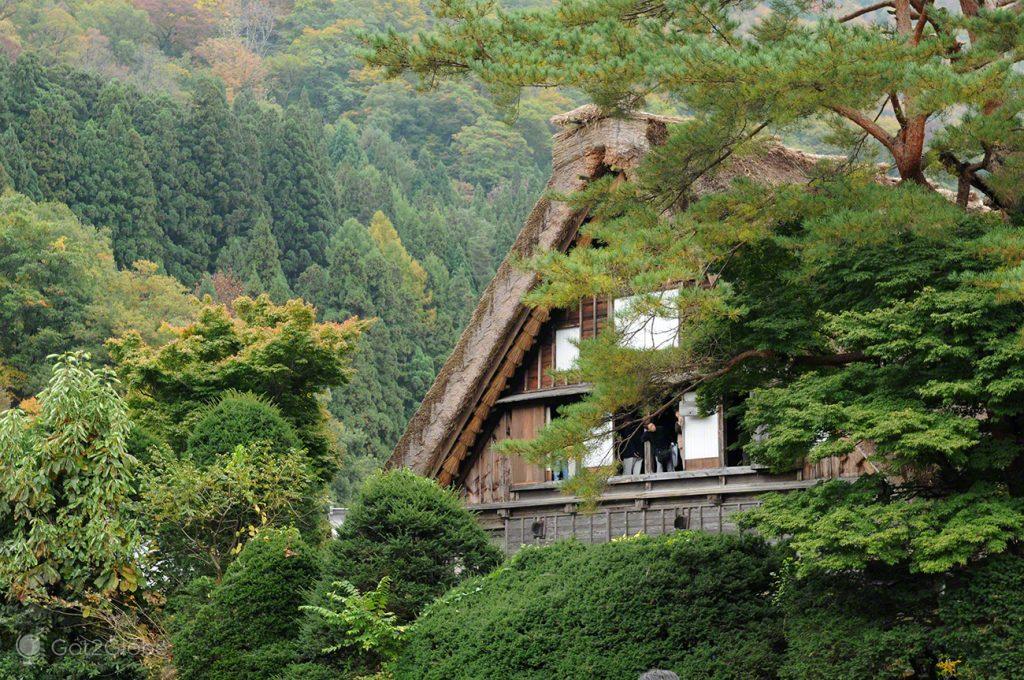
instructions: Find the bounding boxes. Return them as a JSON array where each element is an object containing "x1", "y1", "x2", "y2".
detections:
[{"x1": 393, "y1": 532, "x2": 783, "y2": 680}]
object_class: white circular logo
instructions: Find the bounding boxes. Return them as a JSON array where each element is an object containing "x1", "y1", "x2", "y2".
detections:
[{"x1": 16, "y1": 633, "x2": 41, "y2": 659}]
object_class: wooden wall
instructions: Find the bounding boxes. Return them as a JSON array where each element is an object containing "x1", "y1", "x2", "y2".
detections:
[
  {"x1": 460, "y1": 405, "x2": 548, "y2": 505},
  {"x1": 507, "y1": 296, "x2": 611, "y2": 397},
  {"x1": 802, "y1": 447, "x2": 870, "y2": 480}
]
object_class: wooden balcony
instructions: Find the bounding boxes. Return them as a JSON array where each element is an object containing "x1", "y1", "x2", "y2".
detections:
[{"x1": 467, "y1": 465, "x2": 852, "y2": 553}]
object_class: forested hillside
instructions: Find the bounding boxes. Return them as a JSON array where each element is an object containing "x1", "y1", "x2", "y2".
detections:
[{"x1": 0, "y1": 0, "x2": 568, "y2": 499}]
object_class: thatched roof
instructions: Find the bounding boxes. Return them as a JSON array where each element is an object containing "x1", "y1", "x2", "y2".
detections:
[{"x1": 388, "y1": 106, "x2": 818, "y2": 479}]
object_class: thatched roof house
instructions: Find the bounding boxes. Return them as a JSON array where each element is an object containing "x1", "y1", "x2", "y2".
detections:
[{"x1": 388, "y1": 106, "x2": 863, "y2": 550}]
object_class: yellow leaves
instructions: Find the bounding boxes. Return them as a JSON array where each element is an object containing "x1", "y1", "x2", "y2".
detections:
[
  {"x1": 18, "y1": 397, "x2": 40, "y2": 415},
  {"x1": 50, "y1": 235, "x2": 68, "y2": 252},
  {"x1": 118, "y1": 564, "x2": 140, "y2": 593},
  {"x1": 936, "y1": 659, "x2": 962, "y2": 677},
  {"x1": 194, "y1": 37, "x2": 266, "y2": 101}
]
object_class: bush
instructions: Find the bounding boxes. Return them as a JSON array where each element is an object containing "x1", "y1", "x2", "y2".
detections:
[
  {"x1": 777, "y1": 552, "x2": 1024, "y2": 679},
  {"x1": 777, "y1": 567, "x2": 935, "y2": 679},
  {"x1": 297, "y1": 470, "x2": 502, "y2": 674},
  {"x1": 393, "y1": 532, "x2": 783, "y2": 680},
  {"x1": 323, "y1": 470, "x2": 502, "y2": 621},
  {"x1": 171, "y1": 528, "x2": 320, "y2": 680},
  {"x1": 185, "y1": 391, "x2": 301, "y2": 464},
  {"x1": 934, "y1": 553, "x2": 1024, "y2": 679},
  {"x1": 277, "y1": 662, "x2": 338, "y2": 680}
]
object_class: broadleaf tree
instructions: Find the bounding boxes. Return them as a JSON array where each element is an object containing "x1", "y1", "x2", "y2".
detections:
[{"x1": 0, "y1": 352, "x2": 141, "y2": 601}]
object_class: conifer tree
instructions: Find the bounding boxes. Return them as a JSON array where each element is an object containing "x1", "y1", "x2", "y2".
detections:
[
  {"x1": 0, "y1": 127, "x2": 41, "y2": 200},
  {"x1": 143, "y1": 102, "x2": 215, "y2": 281},
  {"x1": 21, "y1": 98, "x2": 79, "y2": 205},
  {"x1": 74, "y1": 105, "x2": 164, "y2": 267},
  {"x1": 296, "y1": 217, "x2": 435, "y2": 499},
  {"x1": 262, "y1": 103, "x2": 336, "y2": 280},
  {"x1": 182, "y1": 76, "x2": 265, "y2": 253},
  {"x1": 217, "y1": 215, "x2": 293, "y2": 302}
]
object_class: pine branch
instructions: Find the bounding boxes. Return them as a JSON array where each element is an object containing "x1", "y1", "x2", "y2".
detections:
[
  {"x1": 839, "y1": 1, "x2": 894, "y2": 22},
  {"x1": 678, "y1": 349, "x2": 870, "y2": 390},
  {"x1": 830, "y1": 104, "x2": 898, "y2": 156}
]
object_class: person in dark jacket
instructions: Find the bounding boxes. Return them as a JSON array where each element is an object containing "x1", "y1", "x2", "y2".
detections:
[{"x1": 641, "y1": 418, "x2": 678, "y2": 473}]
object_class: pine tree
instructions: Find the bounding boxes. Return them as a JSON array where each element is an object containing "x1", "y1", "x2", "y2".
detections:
[
  {"x1": 262, "y1": 103, "x2": 336, "y2": 280},
  {"x1": 0, "y1": 127, "x2": 41, "y2": 200},
  {"x1": 74, "y1": 105, "x2": 164, "y2": 267}
]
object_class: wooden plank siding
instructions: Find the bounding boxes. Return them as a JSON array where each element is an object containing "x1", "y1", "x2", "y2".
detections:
[
  {"x1": 505, "y1": 298, "x2": 611, "y2": 398},
  {"x1": 499, "y1": 500, "x2": 763, "y2": 554},
  {"x1": 461, "y1": 405, "x2": 548, "y2": 505}
]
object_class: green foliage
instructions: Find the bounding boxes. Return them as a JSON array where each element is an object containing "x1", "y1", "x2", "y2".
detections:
[
  {"x1": 451, "y1": 115, "x2": 536, "y2": 190},
  {"x1": 934, "y1": 552, "x2": 1024, "y2": 678},
  {"x1": 0, "y1": 127, "x2": 41, "y2": 200},
  {"x1": 518, "y1": 174, "x2": 1024, "y2": 574},
  {"x1": 742, "y1": 477, "x2": 1024, "y2": 576},
  {"x1": 185, "y1": 390, "x2": 301, "y2": 464},
  {"x1": 0, "y1": 51, "x2": 548, "y2": 500},
  {"x1": 171, "y1": 527, "x2": 320, "y2": 680},
  {"x1": 109, "y1": 295, "x2": 366, "y2": 483},
  {"x1": 0, "y1": 352, "x2": 141, "y2": 601},
  {"x1": 73, "y1": 103, "x2": 164, "y2": 267},
  {"x1": 369, "y1": 0, "x2": 1024, "y2": 211},
  {"x1": 262, "y1": 103, "x2": 337, "y2": 280},
  {"x1": 367, "y1": 0, "x2": 1024, "y2": 574},
  {"x1": 216, "y1": 216, "x2": 293, "y2": 302},
  {"x1": 140, "y1": 442, "x2": 325, "y2": 583},
  {"x1": 326, "y1": 470, "x2": 503, "y2": 621},
  {"x1": 395, "y1": 533, "x2": 782, "y2": 680},
  {"x1": 0, "y1": 594, "x2": 145, "y2": 678},
  {"x1": 776, "y1": 565, "x2": 937, "y2": 679},
  {"x1": 298, "y1": 470, "x2": 502, "y2": 674},
  {"x1": 0, "y1": 190, "x2": 197, "y2": 396},
  {"x1": 776, "y1": 553, "x2": 1024, "y2": 679},
  {"x1": 300, "y1": 577, "x2": 405, "y2": 675}
]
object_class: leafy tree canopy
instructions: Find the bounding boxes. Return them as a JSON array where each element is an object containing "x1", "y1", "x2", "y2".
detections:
[
  {"x1": 0, "y1": 353, "x2": 141, "y2": 602},
  {"x1": 140, "y1": 441, "x2": 324, "y2": 585},
  {"x1": 0, "y1": 190, "x2": 197, "y2": 398},
  {"x1": 108, "y1": 295, "x2": 368, "y2": 483}
]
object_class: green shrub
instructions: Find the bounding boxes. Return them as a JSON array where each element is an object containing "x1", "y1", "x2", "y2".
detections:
[
  {"x1": 777, "y1": 553, "x2": 1024, "y2": 679},
  {"x1": 323, "y1": 469, "x2": 502, "y2": 621},
  {"x1": 297, "y1": 470, "x2": 502, "y2": 674},
  {"x1": 934, "y1": 553, "x2": 1024, "y2": 679},
  {"x1": 777, "y1": 567, "x2": 935, "y2": 679},
  {"x1": 171, "y1": 528, "x2": 320, "y2": 680},
  {"x1": 185, "y1": 391, "x2": 301, "y2": 464},
  {"x1": 393, "y1": 532, "x2": 782, "y2": 680},
  {"x1": 277, "y1": 662, "x2": 339, "y2": 680}
]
